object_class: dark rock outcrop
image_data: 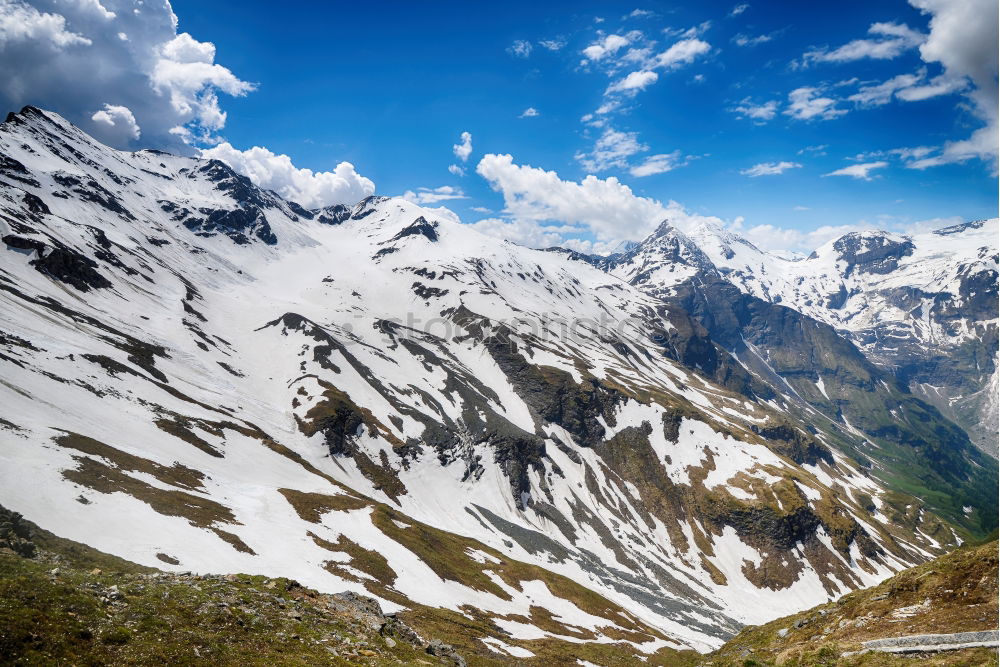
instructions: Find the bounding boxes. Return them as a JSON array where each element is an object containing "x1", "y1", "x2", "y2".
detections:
[
  {"x1": 832, "y1": 232, "x2": 915, "y2": 276},
  {"x1": 3, "y1": 234, "x2": 112, "y2": 291}
]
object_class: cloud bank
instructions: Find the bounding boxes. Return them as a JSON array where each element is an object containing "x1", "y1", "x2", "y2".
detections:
[
  {"x1": 0, "y1": 0, "x2": 253, "y2": 151},
  {"x1": 201, "y1": 142, "x2": 374, "y2": 208}
]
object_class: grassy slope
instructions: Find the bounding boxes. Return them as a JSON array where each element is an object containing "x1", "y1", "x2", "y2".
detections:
[
  {"x1": 704, "y1": 540, "x2": 998, "y2": 666},
  {"x1": 3, "y1": 504, "x2": 997, "y2": 666},
  {"x1": 0, "y1": 505, "x2": 456, "y2": 667},
  {"x1": 0, "y1": 554, "x2": 445, "y2": 666},
  {"x1": 0, "y1": 506, "x2": 697, "y2": 666}
]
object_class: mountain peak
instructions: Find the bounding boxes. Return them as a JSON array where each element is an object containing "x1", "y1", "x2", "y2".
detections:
[
  {"x1": 0, "y1": 107, "x2": 995, "y2": 662},
  {"x1": 4, "y1": 104, "x2": 47, "y2": 125},
  {"x1": 648, "y1": 218, "x2": 676, "y2": 240},
  {"x1": 390, "y1": 215, "x2": 439, "y2": 243},
  {"x1": 2, "y1": 105, "x2": 78, "y2": 138}
]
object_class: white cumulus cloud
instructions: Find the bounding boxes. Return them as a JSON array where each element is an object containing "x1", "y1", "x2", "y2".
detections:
[
  {"x1": 467, "y1": 217, "x2": 568, "y2": 248},
  {"x1": 784, "y1": 86, "x2": 846, "y2": 120},
  {"x1": 519, "y1": 107, "x2": 539, "y2": 118},
  {"x1": 151, "y1": 33, "x2": 254, "y2": 135},
  {"x1": 90, "y1": 102, "x2": 139, "y2": 143},
  {"x1": 575, "y1": 127, "x2": 647, "y2": 172},
  {"x1": 653, "y1": 38, "x2": 710, "y2": 69},
  {"x1": 582, "y1": 33, "x2": 633, "y2": 62},
  {"x1": 606, "y1": 70, "x2": 659, "y2": 95},
  {"x1": 0, "y1": 0, "x2": 254, "y2": 151},
  {"x1": 904, "y1": 0, "x2": 998, "y2": 170},
  {"x1": 0, "y1": 1, "x2": 90, "y2": 48},
  {"x1": 472, "y1": 154, "x2": 904, "y2": 256},
  {"x1": 200, "y1": 142, "x2": 375, "y2": 208},
  {"x1": 740, "y1": 161, "x2": 802, "y2": 177},
  {"x1": 731, "y1": 221, "x2": 872, "y2": 255},
  {"x1": 452, "y1": 131, "x2": 473, "y2": 162},
  {"x1": 477, "y1": 153, "x2": 686, "y2": 242},
  {"x1": 729, "y1": 98, "x2": 778, "y2": 122}
]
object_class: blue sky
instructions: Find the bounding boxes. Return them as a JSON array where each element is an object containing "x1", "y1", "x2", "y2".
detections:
[{"x1": 1, "y1": 0, "x2": 996, "y2": 253}]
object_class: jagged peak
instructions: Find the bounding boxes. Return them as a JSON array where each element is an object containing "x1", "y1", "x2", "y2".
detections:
[
  {"x1": 4, "y1": 105, "x2": 55, "y2": 126},
  {"x1": 635, "y1": 219, "x2": 696, "y2": 252},
  {"x1": 313, "y1": 203, "x2": 352, "y2": 225},
  {"x1": 638, "y1": 217, "x2": 766, "y2": 267},
  {"x1": 350, "y1": 195, "x2": 392, "y2": 220},
  {"x1": 635, "y1": 219, "x2": 712, "y2": 262},
  {"x1": 648, "y1": 218, "x2": 677, "y2": 240},
  {"x1": 390, "y1": 216, "x2": 439, "y2": 243},
  {"x1": 2, "y1": 105, "x2": 87, "y2": 142}
]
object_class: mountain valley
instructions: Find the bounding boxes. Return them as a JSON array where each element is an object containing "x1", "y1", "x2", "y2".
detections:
[{"x1": 0, "y1": 106, "x2": 996, "y2": 664}]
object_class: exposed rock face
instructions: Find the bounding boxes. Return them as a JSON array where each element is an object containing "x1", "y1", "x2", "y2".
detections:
[
  {"x1": 315, "y1": 203, "x2": 351, "y2": 225},
  {"x1": 0, "y1": 506, "x2": 36, "y2": 557},
  {"x1": 181, "y1": 205, "x2": 278, "y2": 245},
  {"x1": 607, "y1": 218, "x2": 1000, "y2": 466},
  {"x1": 0, "y1": 106, "x2": 995, "y2": 659},
  {"x1": 391, "y1": 216, "x2": 439, "y2": 242},
  {"x1": 32, "y1": 245, "x2": 114, "y2": 290},
  {"x1": 830, "y1": 232, "x2": 915, "y2": 276},
  {"x1": 750, "y1": 423, "x2": 832, "y2": 467},
  {"x1": 609, "y1": 241, "x2": 996, "y2": 534},
  {"x1": 152, "y1": 162, "x2": 283, "y2": 245},
  {"x1": 3, "y1": 234, "x2": 112, "y2": 291}
]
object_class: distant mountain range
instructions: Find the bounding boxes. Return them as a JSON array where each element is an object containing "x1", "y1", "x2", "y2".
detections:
[
  {"x1": 0, "y1": 106, "x2": 995, "y2": 662},
  {"x1": 597, "y1": 215, "x2": 999, "y2": 458}
]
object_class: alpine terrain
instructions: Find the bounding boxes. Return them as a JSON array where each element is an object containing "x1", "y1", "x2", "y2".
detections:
[{"x1": 0, "y1": 107, "x2": 996, "y2": 664}]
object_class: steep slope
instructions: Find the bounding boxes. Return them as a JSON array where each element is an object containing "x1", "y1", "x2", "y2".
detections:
[
  {"x1": 0, "y1": 107, "x2": 986, "y2": 658},
  {"x1": 0, "y1": 505, "x2": 474, "y2": 666},
  {"x1": 606, "y1": 223, "x2": 998, "y2": 538},
  {"x1": 706, "y1": 539, "x2": 998, "y2": 666},
  {"x1": 624, "y1": 219, "x2": 1000, "y2": 457}
]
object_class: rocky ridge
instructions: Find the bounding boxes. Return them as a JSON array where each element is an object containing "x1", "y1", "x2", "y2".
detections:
[
  {"x1": 0, "y1": 107, "x2": 995, "y2": 661},
  {"x1": 604, "y1": 218, "x2": 999, "y2": 458}
]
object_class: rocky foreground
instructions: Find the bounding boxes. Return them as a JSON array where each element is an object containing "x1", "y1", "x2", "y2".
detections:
[
  {"x1": 705, "y1": 538, "x2": 998, "y2": 666},
  {"x1": 0, "y1": 507, "x2": 468, "y2": 666},
  {"x1": 6, "y1": 106, "x2": 994, "y2": 656},
  {"x1": 2, "y1": 505, "x2": 996, "y2": 666},
  {"x1": 0, "y1": 506, "x2": 691, "y2": 666}
]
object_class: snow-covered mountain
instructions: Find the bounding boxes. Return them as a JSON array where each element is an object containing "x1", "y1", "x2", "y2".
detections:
[
  {"x1": 608, "y1": 217, "x2": 1000, "y2": 457},
  {"x1": 0, "y1": 107, "x2": 995, "y2": 662}
]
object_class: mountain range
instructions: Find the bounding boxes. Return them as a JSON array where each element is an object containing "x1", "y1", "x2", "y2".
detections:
[{"x1": 0, "y1": 106, "x2": 995, "y2": 662}]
